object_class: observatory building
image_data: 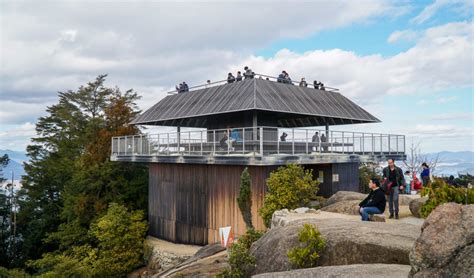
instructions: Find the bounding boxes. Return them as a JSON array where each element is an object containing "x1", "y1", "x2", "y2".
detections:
[{"x1": 111, "y1": 76, "x2": 406, "y2": 245}]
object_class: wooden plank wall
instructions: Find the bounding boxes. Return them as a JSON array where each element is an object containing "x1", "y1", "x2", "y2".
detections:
[{"x1": 148, "y1": 162, "x2": 359, "y2": 245}]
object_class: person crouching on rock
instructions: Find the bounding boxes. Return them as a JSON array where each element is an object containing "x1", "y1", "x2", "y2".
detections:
[{"x1": 359, "y1": 178, "x2": 386, "y2": 221}]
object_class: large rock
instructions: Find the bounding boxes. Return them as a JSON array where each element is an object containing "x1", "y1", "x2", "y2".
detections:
[
  {"x1": 409, "y1": 203, "x2": 474, "y2": 277},
  {"x1": 320, "y1": 200, "x2": 360, "y2": 215},
  {"x1": 324, "y1": 190, "x2": 418, "y2": 208},
  {"x1": 156, "y1": 244, "x2": 228, "y2": 277},
  {"x1": 325, "y1": 191, "x2": 365, "y2": 206},
  {"x1": 408, "y1": 197, "x2": 428, "y2": 218},
  {"x1": 144, "y1": 236, "x2": 200, "y2": 272},
  {"x1": 250, "y1": 217, "x2": 421, "y2": 274},
  {"x1": 253, "y1": 264, "x2": 411, "y2": 278}
]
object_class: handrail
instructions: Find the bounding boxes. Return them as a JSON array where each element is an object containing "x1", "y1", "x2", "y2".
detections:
[{"x1": 166, "y1": 73, "x2": 339, "y2": 95}]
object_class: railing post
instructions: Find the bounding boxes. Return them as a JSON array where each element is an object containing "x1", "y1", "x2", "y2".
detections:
[
  {"x1": 157, "y1": 134, "x2": 160, "y2": 154},
  {"x1": 132, "y1": 135, "x2": 135, "y2": 154},
  {"x1": 242, "y1": 128, "x2": 245, "y2": 154},
  {"x1": 227, "y1": 130, "x2": 230, "y2": 155},
  {"x1": 200, "y1": 131, "x2": 203, "y2": 156},
  {"x1": 380, "y1": 134, "x2": 382, "y2": 155},
  {"x1": 371, "y1": 133, "x2": 374, "y2": 154},
  {"x1": 330, "y1": 131, "x2": 333, "y2": 153},
  {"x1": 189, "y1": 132, "x2": 191, "y2": 155},
  {"x1": 396, "y1": 135, "x2": 399, "y2": 154},
  {"x1": 352, "y1": 132, "x2": 355, "y2": 154},
  {"x1": 213, "y1": 130, "x2": 216, "y2": 156},
  {"x1": 260, "y1": 127, "x2": 264, "y2": 156},
  {"x1": 305, "y1": 129, "x2": 308, "y2": 154},
  {"x1": 277, "y1": 129, "x2": 280, "y2": 155},
  {"x1": 342, "y1": 131, "x2": 345, "y2": 154},
  {"x1": 388, "y1": 135, "x2": 391, "y2": 154},
  {"x1": 177, "y1": 131, "x2": 181, "y2": 154},
  {"x1": 292, "y1": 129, "x2": 295, "y2": 155},
  {"x1": 125, "y1": 136, "x2": 128, "y2": 155},
  {"x1": 167, "y1": 133, "x2": 170, "y2": 155}
]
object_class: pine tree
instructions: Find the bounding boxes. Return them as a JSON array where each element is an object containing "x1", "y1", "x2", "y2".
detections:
[{"x1": 237, "y1": 167, "x2": 253, "y2": 229}]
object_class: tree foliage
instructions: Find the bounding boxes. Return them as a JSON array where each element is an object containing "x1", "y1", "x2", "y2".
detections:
[
  {"x1": 7, "y1": 75, "x2": 148, "y2": 272},
  {"x1": 288, "y1": 224, "x2": 326, "y2": 269},
  {"x1": 259, "y1": 164, "x2": 319, "y2": 228},
  {"x1": 420, "y1": 179, "x2": 474, "y2": 218},
  {"x1": 220, "y1": 228, "x2": 264, "y2": 278},
  {"x1": 27, "y1": 203, "x2": 147, "y2": 277},
  {"x1": 237, "y1": 167, "x2": 253, "y2": 229}
]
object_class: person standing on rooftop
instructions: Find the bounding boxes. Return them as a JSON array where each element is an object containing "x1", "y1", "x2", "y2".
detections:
[
  {"x1": 243, "y1": 66, "x2": 255, "y2": 79},
  {"x1": 227, "y1": 73, "x2": 235, "y2": 84},
  {"x1": 182, "y1": 82, "x2": 189, "y2": 92},
  {"x1": 236, "y1": 71, "x2": 243, "y2": 81},
  {"x1": 299, "y1": 78, "x2": 307, "y2": 87}
]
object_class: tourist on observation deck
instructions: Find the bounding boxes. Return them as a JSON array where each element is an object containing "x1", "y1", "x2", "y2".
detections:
[{"x1": 227, "y1": 73, "x2": 235, "y2": 83}]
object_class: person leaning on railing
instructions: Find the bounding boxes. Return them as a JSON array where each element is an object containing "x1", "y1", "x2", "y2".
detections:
[
  {"x1": 227, "y1": 73, "x2": 236, "y2": 84},
  {"x1": 243, "y1": 66, "x2": 255, "y2": 79}
]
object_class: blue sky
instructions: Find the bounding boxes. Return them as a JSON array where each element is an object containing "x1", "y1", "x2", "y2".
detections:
[{"x1": 0, "y1": 0, "x2": 473, "y2": 153}]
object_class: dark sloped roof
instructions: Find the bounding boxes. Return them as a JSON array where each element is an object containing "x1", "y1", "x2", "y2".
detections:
[{"x1": 132, "y1": 79, "x2": 379, "y2": 126}]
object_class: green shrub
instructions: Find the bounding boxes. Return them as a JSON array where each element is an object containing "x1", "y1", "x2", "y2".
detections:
[
  {"x1": 237, "y1": 167, "x2": 253, "y2": 229},
  {"x1": 259, "y1": 164, "x2": 319, "y2": 228},
  {"x1": 420, "y1": 179, "x2": 474, "y2": 218},
  {"x1": 0, "y1": 268, "x2": 30, "y2": 278},
  {"x1": 27, "y1": 203, "x2": 147, "y2": 277},
  {"x1": 219, "y1": 228, "x2": 264, "y2": 278},
  {"x1": 359, "y1": 164, "x2": 382, "y2": 194},
  {"x1": 288, "y1": 223, "x2": 326, "y2": 269}
]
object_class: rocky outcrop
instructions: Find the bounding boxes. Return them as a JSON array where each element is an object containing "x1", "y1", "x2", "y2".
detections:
[
  {"x1": 320, "y1": 200, "x2": 361, "y2": 215},
  {"x1": 155, "y1": 248, "x2": 228, "y2": 277},
  {"x1": 250, "y1": 217, "x2": 421, "y2": 274},
  {"x1": 409, "y1": 203, "x2": 474, "y2": 278},
  {"x1": 271, "y1": 208, "x2": 320, "y2": 228},
  {"x1": 409, "y1": 197, "x2": 428, "y2": 218},
  {"x1": 325, "y1": 191, "x2": 365, "y2": 206},
  {"x1": 324, "y1": 190, "x2": 419, "y2": 207},
  {"x1": 144, "y1": 236, "x2": 200, "y2": 272},
  {"x1": 253, "y1": 264, "x2": 411, "y2": 278}
]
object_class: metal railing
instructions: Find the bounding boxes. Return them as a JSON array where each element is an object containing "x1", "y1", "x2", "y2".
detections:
[
  {"x1": 167, "y1": 73, "x2": 339, "y2": 95},
  {"x1": 111, "y1": 126, "x2": 405, "y2": 157}
]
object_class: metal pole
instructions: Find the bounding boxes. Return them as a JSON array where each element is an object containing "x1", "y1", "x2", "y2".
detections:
[
  {"x1": 342, "y1": 131, "x2": 345, "y2": 154},
  {"x1": 200, "y1": 131, "x2": 203, "y2": 156},
  {"x1": 305, "y1": 129, "x2": 308, "y2": 154},
  {"x1": 213, "y1": 130, "x2": 216, "y2": 155},
  {"x1": 259, "y1": 127, "x2": 264, "y2": 156},
  {"x1": 380, "y1": 134, "x2": 382, "y2": 155},
  {"x1": 242, "y1": 128, "x2": 245, "y2": 154},
  {"x1": 372, "y1": 133, "x2": 374, "y2": 154},
  {"x1": 362, "y1": 133, "x2": 364, "y2": 155},
  {"x1": 167, "y1": 133, "x2": 170, "y2": 154},
  {"x1": 388, "y1": 135, "x2": 391, "y2": 154},
  {"x1": 292, "y1": 129, "x2": 295, "y2": 155},
  {"x1": 352, "y1": 132, "x2": 355, "y2": 154},
  {"x1": 177, "y1": 127, "x2": 181, "y2": 154},
  {"x1": 330, "y1": 131, "x2": 333, "y2": 153},
  {"x1": 189, "y1": 132, "x2": 191, "y2": 155},
  {"x1": 277, "y1": 129, "x2": 280, "y2": 155},
  {"x1": 132, "y1": 135, "x2": 135, "y2": 154},
  {"x1": 157, "y1": 134, "x2": 160, "y2": 154}
]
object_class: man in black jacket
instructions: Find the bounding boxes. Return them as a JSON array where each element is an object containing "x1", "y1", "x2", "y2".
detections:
[
  {"x1": 359, "y1": 178, "x2": 386, "y2": 221},
  {"x1": 383, "y1": 158, "x2": 405, "y2": 219}
]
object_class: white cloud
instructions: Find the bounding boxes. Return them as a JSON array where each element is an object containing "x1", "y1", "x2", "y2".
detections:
[
  {"x1": 387, "y1": 29, "x2": 418, "y2": 43},
  {"x1": 229, "y1": 21, "x2": 473, "y2": 104},
  {"x1": 411, "y1": 0, "x2": 474, "y2": 24},
  {"x1": 436, "y1": 96, "x2": 458, "y2": 103},
  {"x1": 0, "y1": 122, "x2": 36, "y2": 151},
  {"x1": 427, "y1": 112, "x2": 474, "y2": 121}
]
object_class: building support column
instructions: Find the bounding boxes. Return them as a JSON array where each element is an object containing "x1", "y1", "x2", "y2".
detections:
[{"x1": 253, "y1": 111, "x2": 258, "y2": 151}]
